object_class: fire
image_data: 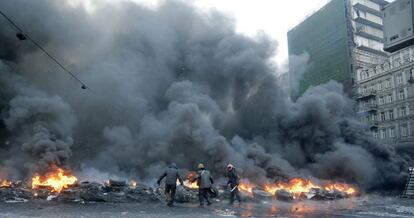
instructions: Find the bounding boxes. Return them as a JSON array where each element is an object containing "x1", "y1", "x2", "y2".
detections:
[
  {"x1": 31, "y1": 168, "x2": 77, "y2": 193},
  {"x1": 183, "y1": 180, "x2": 199, "y2": 189},
  {"x1": 239, "y1": 181, "x2": 255, "y2": 195},
  {"x1": 265, "y1": 178, "x2": 321, "y2": 196},
  {"x1": 264, "y1": 178, "x2": 357, "y2": 197},
  {"x1": 0, "y1": 179, "x2": 12, "y2": 188},
  {"x1": 324, "y1": 183, "x2": 356, "y2": 195},
  {"x1": 179, "y1": 171, "x2": 199, "y2": 189},
  {"x1": 131, "y1": 180, "x2": 138, "y2": 189}
]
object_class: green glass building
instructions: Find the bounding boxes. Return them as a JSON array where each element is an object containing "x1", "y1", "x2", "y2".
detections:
[{"x1": 288, "y1": 0, "x2": 388, "y2": 96}]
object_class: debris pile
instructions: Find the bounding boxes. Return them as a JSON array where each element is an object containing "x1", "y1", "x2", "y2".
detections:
[
  {"x1": 0, "y1": 179, "x2": 202, "y2": 204},
  {"x1": 0, "y1": 181, "x2": 32, "y2": 203},
  {"x1": 0, "y1": 176, "x2": 358, "y2": 203}
]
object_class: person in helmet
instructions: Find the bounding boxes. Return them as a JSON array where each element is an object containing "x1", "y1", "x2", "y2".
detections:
[
  {"x1": 157, "y1": 163, "x2": 183, "y2": 207},
  {"x1": 226, "y1": 164, "x2": 241, "y2": 205},
  {"x1": 192, "y1": 163, "x2": 214, "y2": 206}
]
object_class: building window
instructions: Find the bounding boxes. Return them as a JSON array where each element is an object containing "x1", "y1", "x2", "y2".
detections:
[
  {"x1": 388, "y1": 127, "x2": 396, "y2": 138},
  {"x1": 379, "y1": 97, "x2": 384, "y2": 105},
  {"x1": 386, "y1": 94, "x2": 393, "y2": 103},
  {"x1": 381, "y1": 112, "x2": 386, "y2": 121},
  {"x1": 389, "y1": 110, "x2": 394, "y2": 120},
  {"x1": 397, "y1": 74, "x2": 403, "y2": 84},
  {"x1": 377, "y1": 82, "x2": 383, "y2": 90},
  {"x1": 373, "y1": 131, "x2": 379, "y2": 138},
  {"x1": 399, "y1": 90, "x2": 405, "y2": 100},
  {"x1": 380, "y1": 129, "x2": 387, "y2": 139},
  {"x1": 400, "y1": 107, "x2": 407, "y2": 117},
  {"x1": 363, "y1": 86, "x2": 367, "y2": 94},
  {"x1": 386, "y1": 79, "x2": 391, "y2": 88},
  {"x1": 401, "y1": 125, "x2": 408, "y2": 137}
]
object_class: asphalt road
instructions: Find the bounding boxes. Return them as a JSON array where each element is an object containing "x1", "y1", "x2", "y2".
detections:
[{"x1": 0, "y1": 195, "x2": 413, "y2": 217}]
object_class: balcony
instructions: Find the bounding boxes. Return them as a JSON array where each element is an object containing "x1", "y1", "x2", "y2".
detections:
[
  {"x1": 369, "y1": 121, "x2": 379, "y2": 130},
  {"x1": 353, "y1": 3, "x2": 382, "y2": 17},
  {"x1": 354, "y1": 17, "x2": 383, "y2": 30},
  {"x1": 356, "y1": 90, "x2": 377, "y2": 100},
  {"x1": 354, "y1": 30, "x2": 383, "y2": 43},
  {"x1": 367, "y1": 104, "x2": 378, "y2": 113},
  {"x1": 356, "y1": 45, "x2": 388, "y2": 57},
  {"x1": 358, "y1": 103, "x2": 378, "y2": 113}
]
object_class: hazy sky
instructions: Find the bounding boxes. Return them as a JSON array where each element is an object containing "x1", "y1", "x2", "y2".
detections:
[{"x1": 70, "y1": 0, "x2": 330, "y2": 68}]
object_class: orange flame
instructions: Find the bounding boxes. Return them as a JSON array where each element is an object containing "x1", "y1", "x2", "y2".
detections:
[
  {"x1": 0, "y1": 179, "x2": 12, "y2": 188},
  {"x1": 324, "y1": 183, "x2": 356, "y2": 195},
  {"x1": 265, "y1": 178, "x2": 321, "y2": 196},
  {"x1": 264, "y1": 178, "x2": 357, "y2": 197},
  {"x1": 239, "y1": 181, "x2": 255, "y2": 195},
  {"x1": 182, "y1": 180, "x2": 199, "y2": 189},
  {"x1": 31, "y1": 168, "x2": 77, "y2": 193},
  {"x1": 178, "y1": 171, "x2": 199, "y2": 189}
]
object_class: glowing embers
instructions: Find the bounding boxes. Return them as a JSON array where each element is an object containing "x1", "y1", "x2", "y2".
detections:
[
  {"x1": 0, "y1": 179, "x2": 12, "y2": 188},
  {"x1": 31, "y1": 167, "x2": 77, "y2": 193}
]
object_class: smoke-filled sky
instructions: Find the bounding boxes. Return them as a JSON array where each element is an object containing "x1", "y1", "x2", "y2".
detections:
[
  {"x1": 0, "y1": 0, "x2": 411, "y2": 191},
  {"x1": 66, "y1": 0, "x2": 331, "y2": 69}
]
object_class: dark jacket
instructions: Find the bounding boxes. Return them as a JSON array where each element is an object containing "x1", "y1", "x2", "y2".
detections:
[
  {"x1": 193, "y1": 168, "x2": 214, "y2": 189},
  {"x1": 157, "y1": 163, "x2": 183, "y2": 185},
  {"x1": 226, "y1": 168, "x2": 239, "y2": 186}
]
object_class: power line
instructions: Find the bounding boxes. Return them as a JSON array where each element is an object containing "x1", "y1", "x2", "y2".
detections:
[{"x1": 0, "y1": 9, "x2": 92, "y2": 92}]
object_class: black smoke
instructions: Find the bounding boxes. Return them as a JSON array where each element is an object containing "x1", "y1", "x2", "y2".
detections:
[{"x1": 0, "y1": 0, "x2": 411, "y2": 190}]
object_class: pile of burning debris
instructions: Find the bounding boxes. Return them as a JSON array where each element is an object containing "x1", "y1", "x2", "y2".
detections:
[
  {"x1": 245, "y1": 178, "x2": 358, "y2": 201},
  {"x1": 0, "y1": 168, "x2": 358, "y2": 204}
]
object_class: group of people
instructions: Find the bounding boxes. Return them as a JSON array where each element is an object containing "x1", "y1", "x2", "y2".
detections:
[{"x1": 157, "y1": 163, "x2": 241, "y2": 207}]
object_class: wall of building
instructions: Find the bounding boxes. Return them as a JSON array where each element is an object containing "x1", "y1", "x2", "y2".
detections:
[
  {"x1": 356, "y1": 45, "x2": 414, "y2": 145},
  {"x1": 288, "y1": 0, "x2": 388, "y2": 97},
  {"x1": 288, "y1": 0, "x2": 352, "y2": 96},
  {"x1": 350, "y1": 0, "x2": 389, "y2": 71}
]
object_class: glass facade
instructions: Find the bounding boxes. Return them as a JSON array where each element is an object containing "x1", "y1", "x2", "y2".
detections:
[{"x1": 288, "y1": 0, "x2": 352, "y2": 95}]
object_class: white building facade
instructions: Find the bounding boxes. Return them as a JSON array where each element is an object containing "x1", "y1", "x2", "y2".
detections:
[{"x1": 355, "y1": 45, "x2": 414, "y2": 145}]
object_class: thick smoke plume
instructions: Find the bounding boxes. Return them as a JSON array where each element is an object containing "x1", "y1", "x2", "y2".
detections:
[{"x1": 0, "y1": 0, "x2": 411, "y2": 190}]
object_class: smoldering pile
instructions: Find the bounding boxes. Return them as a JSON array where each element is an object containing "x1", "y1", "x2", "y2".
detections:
[
  {"x1": 0, "y1": 179, "x2": 357, "y2": 204},
  {"x1": 0, "y1": 0, "x2": 412, "y2": 195},
  {"x1": 0, "y1": 178, "x2": 215, "y2": 204}
]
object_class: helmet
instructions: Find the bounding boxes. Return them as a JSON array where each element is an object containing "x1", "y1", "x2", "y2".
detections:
[
  {"x1": 198, "y1": 163, "x2": 205, "y2": 169},
  {"x1": 227, "y1": 164, "x2": 234, "y2": 170}
]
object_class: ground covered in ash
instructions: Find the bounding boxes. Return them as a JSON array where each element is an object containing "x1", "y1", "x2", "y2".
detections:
[{"x1": 0, "y1": 195, "x2": 413, "y2": 218}]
